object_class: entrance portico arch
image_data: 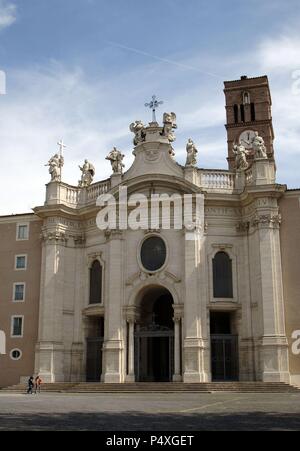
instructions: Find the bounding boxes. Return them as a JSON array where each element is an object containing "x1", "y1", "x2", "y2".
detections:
[
  {"x1": 126, "y1": 284, "x2": 183, "y2": 383},
  {"x1": 127, "y1": 277, "x2": 181, "y2": 307}
]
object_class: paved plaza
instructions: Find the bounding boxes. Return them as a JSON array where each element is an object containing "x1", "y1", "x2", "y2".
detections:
[{"x1": 0, "y1": 392, "x2": 300, "y2": 431}]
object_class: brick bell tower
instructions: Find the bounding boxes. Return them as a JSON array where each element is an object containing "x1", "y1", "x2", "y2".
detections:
[{"x1": 224, "y1": 75, "x2": 275, "y2": 170}]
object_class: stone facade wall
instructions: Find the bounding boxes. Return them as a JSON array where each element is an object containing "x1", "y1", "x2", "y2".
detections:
[{"x1": 0, "y1": 76, "x2": 297, "y2": 387}]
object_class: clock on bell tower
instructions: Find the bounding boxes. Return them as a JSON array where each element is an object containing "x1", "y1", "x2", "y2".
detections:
[{"x1": 224, "y1": 75, "x2": 275, "y2": 169}]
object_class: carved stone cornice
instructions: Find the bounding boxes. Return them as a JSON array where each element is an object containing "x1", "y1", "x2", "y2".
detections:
[
  {"x1": 41, "y1": 229, "x2": 86, "y2": 246},
  {"x1": 144, "y1": 229, "x2": 161, "y2": 235},
  {"x1": 87, "y1": 252, "x2": 105, "y2": 270},
  {"x1": 123, "y1": 306, "x2": 140, "y2": 323},
  {"x1": 71, "y1": 234, "x2": 86, "y2": 246},
  {"x1": 82, "y1": 305, "x2": 105, "y2": 317},
  {"x1": 126, "y1": 270, "x2": 181, "y2": 287},
  {"x1": 41, "y1": 230, "x2": 68, "y2": 245},
  {"x1": 104, "y1": 229, "x2": 124, "y2": 241},
  {"x1": 182, "y1": 222, "x2": 208, "y2": 236},
  {"x1": 236, "y1": 221, "x2": 250, "y2": 233},
  {"x1": 212, "y1": 243, "x2": 233, "y2": 250},
  {"x1": 164, "y1": 271, "x2": 181, "y2": 283},
  {"x1": 87, "y1": 252, "x2": 103, "y2": 263},
  {"x1": 251, "y1": 213, "x2": 282, "y2": 229},
  {"x1": 173, "y1": 304, "x2": 184, "y2": 321}
]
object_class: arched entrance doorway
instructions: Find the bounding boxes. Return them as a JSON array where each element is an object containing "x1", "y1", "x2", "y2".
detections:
[{"x1": 134, "y1": 287, "x2": 174, "y2": 382}]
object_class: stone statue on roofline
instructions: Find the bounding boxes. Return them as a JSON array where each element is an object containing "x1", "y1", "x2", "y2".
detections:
[
  {"x1": 78, "y1": 159, "x2": 95, "y2": 187},
  {"x1": 185, "y1": 139, "x2": 198, "y2": 167},
  {"x1": 45, "y1": 153, "x2": 64, "y2": 182},
  {"x1": 232, "y1": 143, "x2": 249, "y2": 172},
  {"x1": 106, "y1": 147, "x2": 125, "y2": 174},
  {"x1": 253, "y1": 132, "x2": 268, "y2": 160}
]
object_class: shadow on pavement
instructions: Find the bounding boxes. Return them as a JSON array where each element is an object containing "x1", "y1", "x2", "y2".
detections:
[{"x1": 0, "y1": 411, "x2": 300, "y2": 431}]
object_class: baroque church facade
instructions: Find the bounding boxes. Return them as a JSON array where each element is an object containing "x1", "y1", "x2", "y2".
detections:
[{"x1": 1, "y1": 75, "x2": 300, "y2": 387}]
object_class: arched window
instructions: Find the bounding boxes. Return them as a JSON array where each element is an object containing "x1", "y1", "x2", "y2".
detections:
[
  {"x1": 89, "y1": 260, "x2": 102, "y2": 305},
  {"x1": 251, "y1": 103, "x2": 256, "y2": 121},
  {"x1": 213, "y1": 252, "x2": 233, "y2": 298},
  {"x1": 240, "y1": 104, "x2": 245, "y2": 123},
  {"x1": 234, "y1": 104, "x2": 239, "y2": 124},
  {"x1": 243, "y1": 91, "x2": 251, "y2": 105}
]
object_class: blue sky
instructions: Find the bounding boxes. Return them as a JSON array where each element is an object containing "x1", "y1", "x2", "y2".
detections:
[{"x1": 0, "y1": 0, "x2": 300, "y2": 213}]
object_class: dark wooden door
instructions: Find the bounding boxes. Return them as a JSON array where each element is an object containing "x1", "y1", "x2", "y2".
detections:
[
  {"x1": 86, "y1": 338, "x2": 103, "y2": 382},
  {"x1": 135, "y1": 328, "x2": 174, "y2": 382},
  {"x1": 211, "y1": 335, "x2": 239, "y2": 381}
]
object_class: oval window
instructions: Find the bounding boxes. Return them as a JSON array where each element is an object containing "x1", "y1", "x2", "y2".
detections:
[
  {"x1": 141, "y1": 237, "x2": 167, "y2": 272},
  {"x1": 10, "y1": 349, "x2": 22, "y2": 361}
]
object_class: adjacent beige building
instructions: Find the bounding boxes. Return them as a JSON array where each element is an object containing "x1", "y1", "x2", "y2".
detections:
[
  {"x1": 0, "y1": 75, "x2": 300, "y2": 387},
  {"x1": 279, "y1": 192, "x2": 300, "y2": 387},
  {"x1": 0, "y1": 215, "x2": 42, "y2": 387}
]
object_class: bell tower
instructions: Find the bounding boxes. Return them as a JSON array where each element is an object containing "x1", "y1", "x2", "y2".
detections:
[{"x1": 224, "y1": 75, "x2": 275, "y2": 169}]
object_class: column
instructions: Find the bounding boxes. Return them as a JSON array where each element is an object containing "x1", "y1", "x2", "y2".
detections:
[
  {"x1": 173, "y1": 315, "x2": 182, "y2": 382},
  {"x1": 128, "y1": 320, "x2": 135, "y2": 380},
  {"x1": 125, "y1": 306, "x2": 139, "y2": 382}
]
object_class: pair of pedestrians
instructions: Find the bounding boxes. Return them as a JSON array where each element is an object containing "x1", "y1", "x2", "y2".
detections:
[{"x1": 27, "y1": 375, "x2": 42, "y2": 394}]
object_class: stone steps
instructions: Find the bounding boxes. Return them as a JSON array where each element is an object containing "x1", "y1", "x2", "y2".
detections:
[{"x1": 2, "y1": 382, "x2": 299, "y2": 394}]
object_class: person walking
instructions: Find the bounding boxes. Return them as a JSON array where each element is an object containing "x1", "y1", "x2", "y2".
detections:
[
  {"x1": 34, "y1": 375, "x2": 42, "y2": 394},
  {"x1": 27, "y1": 376, "x2": 34, "y2": 394}
]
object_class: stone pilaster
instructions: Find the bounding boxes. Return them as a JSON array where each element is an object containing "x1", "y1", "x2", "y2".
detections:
[
  {"x1": 35, "y1": 229, "x2": 67, "y2": 382},
  {"x1": 252, "y1": 158, "x2": 276, "y2": 186},
  {"x1": 235, "y1": 170, "x2": 246, "y2": 191},
  {"x1": 110, "y1": 173, "x2": 123, "y2": 188},
  {"x1": 183, "y1": 198, "x2": 209, "y2": 382},
  {"x1": 250, "y1": 209, "x2": 290, "y2": 383},
  {"x1": 70, "y1": 343, "x2": 84, "y2": 382},
  {"x1": 184, "y1": 166, "x2": 198, "y2": 185},
  {"x1": 103, "y1": 231, "x2": 124, "y2": 383},
  {"x1": 70, "y1": 244, "x2": 86, "y2": 382}
]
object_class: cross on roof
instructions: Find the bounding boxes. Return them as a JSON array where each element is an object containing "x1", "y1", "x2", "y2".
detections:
[
  {"x1": 57, "y1": 139, "x2": 67, "y2": 157},
  {"x1": 145, "y1": 95, "x2": 163, "y2": 123}
]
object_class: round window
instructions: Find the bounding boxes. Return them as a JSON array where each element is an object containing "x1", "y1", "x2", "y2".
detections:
[
  {"x1": 10, "y1": 349, "x2": 22, "y2": 361},
  {"x1": 141, "y1": 236, "x2": 167, "y2": 272}
]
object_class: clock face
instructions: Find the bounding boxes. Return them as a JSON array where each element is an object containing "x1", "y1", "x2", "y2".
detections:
[{"x1": 239, "y1": 130, "x2": 256, "y2": 149}]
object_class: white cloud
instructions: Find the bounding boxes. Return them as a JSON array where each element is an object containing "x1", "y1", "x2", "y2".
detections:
[
  {"x1": 0, "y1": 56, "x2": 231, "y2": 215},
  {"x1": 0, "y1": 0, "x2": 16, "y2": 31},
  {"x1": 180, "y1": 104, "x2": 225, "y2": 131},
  {"x1": 254, "y1": 33, "x2": 300, "y2": 187},
  {"x1": 0, "y1": 63, "x2": 132, "y2": 214},
  {"x1": 259, "y1": 34, "x2": 300, "y2": 72},
  {"x1": 1, "y1": 29, "x2": 300, "y2": 215}
]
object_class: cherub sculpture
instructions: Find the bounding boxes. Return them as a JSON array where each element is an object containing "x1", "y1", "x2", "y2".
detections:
[
  {"x1": 130, "y1": 120, "x2": 146, "y2": 146},
  {"x1": 162, "y1": 112, "x2": 177, "y2": 143}
]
